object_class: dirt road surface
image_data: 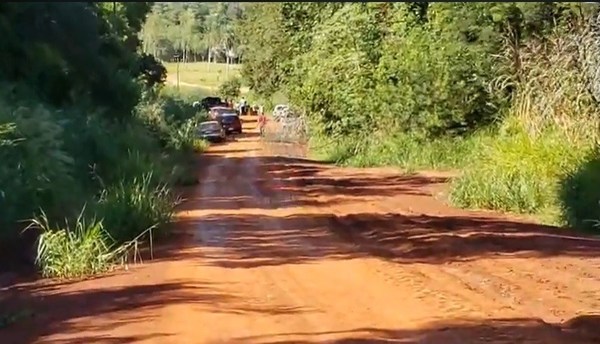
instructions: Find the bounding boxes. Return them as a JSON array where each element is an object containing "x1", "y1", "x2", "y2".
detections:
[{"x1": 2, "y1": 116, "x2": 600, "y2": 343}]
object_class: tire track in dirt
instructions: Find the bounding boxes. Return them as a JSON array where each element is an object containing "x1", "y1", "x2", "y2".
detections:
[
  {"x1": 196, "y1": 137, "x2": 359, "y2": 339},
  {"x1": 248, "y1": 150, "x2": 417, "y2": 332},
  {"x1": 331, "y1": 220, "x2": 495, "y2": 320},
  {"x1": 244, "y1": 149, "x2": 328, "y2": 334},
  {"x1": 359, "y1": 189, "x2": 600, "y2": 320},
  {"x1": 259, "y1": 157, "x2": 492, "y2": 324},
  {"x1": 477, "y1": 258, "x2": 600, "y2": 318},
  {"x1": 251, "y1": 149, "x2": 473, "y2": 330},
  {"x1": 325, "y1": 212, "x2": 499, "y2": 320}
]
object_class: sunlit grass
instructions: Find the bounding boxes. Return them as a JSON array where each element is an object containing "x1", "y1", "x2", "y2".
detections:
[{"x1": 163, "y1": 62, "x2": 248, "y2": 95}]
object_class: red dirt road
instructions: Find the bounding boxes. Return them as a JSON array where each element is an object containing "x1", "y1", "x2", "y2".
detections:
[{"x1": 2, "y1": 117, "x2": 600, "y2": 343}]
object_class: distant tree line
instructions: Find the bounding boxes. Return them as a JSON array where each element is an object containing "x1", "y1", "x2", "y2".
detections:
[{"x1": 141, "y1": 2, "x2": 244, "y2": 64}]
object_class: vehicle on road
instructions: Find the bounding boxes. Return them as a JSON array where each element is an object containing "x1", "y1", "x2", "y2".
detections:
[
  {"x1": 200, "y1": 97, "x2": 225, "y2": 111},
  {"x1": 273, "y1": 104, "x2": 296, "y2": 121},
  {"x1": 209, "y1": 106, "x2": 238, "y2": 120},
  {"x1": 216, "y1": 113, "x2": 242, "y2": 134},
  {"x1": 197, "y1": 121, "x2": 226, "y2": 143}
]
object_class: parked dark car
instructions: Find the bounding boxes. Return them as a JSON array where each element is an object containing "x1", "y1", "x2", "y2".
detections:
[
  {"x1": 197, "y1": 121, "x2": 226, "y2": 143},
  {"x1": 217, "y1": 113, "x2": 242, "y2": 134},
  {"x1": 209, "y1": 106, "x2": 238, "y2": 120},
  {"x1": 200, "y1": 97, "x2": 225, "y2": 111}
]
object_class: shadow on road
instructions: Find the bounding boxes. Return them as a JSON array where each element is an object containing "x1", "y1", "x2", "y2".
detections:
[
  {"x1": 173, "y1": 211, "x2": 600, "y2": 269},
  {"x1": 1, "y1": 276, "x2": 311, "y2": 343},
  {"x1": 173, "y1": 150, "x2": 600, "y2": 267},
  {"x1": 177, "y1": 155, "x2": 448, "y2": 212},
  {"x1": 2, "y1": 280, "x2": 200, "y2": 343},
  {"x1": 228, "y1": 315, "x2": 600, "y2": 343}
]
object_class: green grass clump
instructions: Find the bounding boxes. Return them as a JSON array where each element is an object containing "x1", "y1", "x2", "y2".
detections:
[
  {"x1": 33, "y1": 202, "x2": 166, "y2": 279},
  {"x1": 449, "y1": 130, "x2": 590, "y2": 220},
  {"x1": 33, "y1": 210, "x2": 117, "y2": 279},
  {"x1": 311, "y1": 131, "x2": 491, "y2": 172},
  {"x1": 32, "y1": 172, "x2": 178, "y2": 279},
  {"x1": 96, "y1": 173, "x2": 176, "y2": 243}
]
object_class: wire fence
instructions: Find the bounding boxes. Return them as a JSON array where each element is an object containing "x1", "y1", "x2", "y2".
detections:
[
  {"x1": 260, "y1": 105, "x2": 310, "y2": 158},
  {"x1": 262, "y1": 106, "x2": 309, "y2": 145}
]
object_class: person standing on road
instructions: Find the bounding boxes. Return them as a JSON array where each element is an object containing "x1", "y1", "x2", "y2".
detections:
[
  {"x1": 258, "y1": 111, "x2": 267, "y2": 137},
  {"x1": 239, "y1": 97, "x2": 248, "y2": 116}
]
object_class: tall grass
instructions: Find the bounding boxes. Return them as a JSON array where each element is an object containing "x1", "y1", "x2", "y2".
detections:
[
  {"x1": 96, "y1": 172, "x2": 176, "y2": 242},
  {"x1": 33, "y1": 209, "x2": 117, "y2": 279},
  {"x1": 449, "y1": 30, "x2": 600, "y2": 225},
  {"x1": 33, "y1": 204, "x2": 166, "y2": 279},
  {"x1": 311, "y1": 131, "x2": 492, "y2": 172}
]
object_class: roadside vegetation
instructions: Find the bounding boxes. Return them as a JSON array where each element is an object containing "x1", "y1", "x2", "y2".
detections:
[
  {"x1": 0, "y1": 3, "x2": 210, "y2": 279},
  {"x1": 236, "y1": 2, "x2": 600, "y2": 230},
  {"x1": 6, "y1": 2, "x2": 600, "y2": 280}
]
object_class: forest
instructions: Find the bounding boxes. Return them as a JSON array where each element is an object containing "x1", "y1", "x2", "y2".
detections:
[{"x1": 237, "y1": 2, "x2": 600, "y2": 230}]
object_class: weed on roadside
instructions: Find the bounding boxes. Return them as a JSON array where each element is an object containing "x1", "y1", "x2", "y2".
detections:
[
  {"x1": 32, "y1": 209, "x2": 117, "y2": 279},
  {"x1": 32, "y1": 204, "x2": 166, "y2": 279},
  {"x1": 96, "y1": 173, "x2": 175, "y2": 243}
]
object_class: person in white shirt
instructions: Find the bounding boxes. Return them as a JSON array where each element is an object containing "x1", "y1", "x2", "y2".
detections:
[{"x1": 239, "y1": 97, "x2": 248, "y2": 116}]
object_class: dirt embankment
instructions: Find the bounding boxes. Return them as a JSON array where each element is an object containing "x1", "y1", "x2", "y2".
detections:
[{"x1": 2, "y1": 116, "x2": 600, "y2": 343}]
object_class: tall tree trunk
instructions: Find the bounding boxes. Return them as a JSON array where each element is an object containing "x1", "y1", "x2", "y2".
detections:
[
  {"x1": 207, "y1": 48, "x2": 212, "y2": 72},
  {"x1": 226, "y1": 55, "x2": 230, "y2": 78}
]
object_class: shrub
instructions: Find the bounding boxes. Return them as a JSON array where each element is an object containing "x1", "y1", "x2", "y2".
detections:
[
  {"x1": 560, "y1": 149, "x2": 600, "y2": 231},
  {"x1": 193, "y1": 138, "x2": 209, "y2": 153},
  {"x1": 0, "y1": 101, "x2": 78, "y2": 230},
  {"x1": 218, "y1": 77, "x2": 242, "y2": 100}
]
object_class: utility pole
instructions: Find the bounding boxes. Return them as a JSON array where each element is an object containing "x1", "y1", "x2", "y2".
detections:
[{"x1": 174, "y1": 53, "x2": 181, "y2": 91}]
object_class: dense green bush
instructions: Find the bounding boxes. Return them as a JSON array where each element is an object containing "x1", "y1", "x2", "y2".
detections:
[
  {"x1": 450, "y1": 131, "x2": 589, "y2": 217},
  {"x1": 0, "y1": 99, "x2": 80, "y2": 228},
  {"x1": 0, "y1": 3, "x2": 210, "y2": 278},
  {"x1": 560, "y1": 149, "x2": 600, "y2": 231}
]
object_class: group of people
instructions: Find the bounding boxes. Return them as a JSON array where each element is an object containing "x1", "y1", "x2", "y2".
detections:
[{"x1": 232, "y1": 97, "x2": 267, "y2": 136}]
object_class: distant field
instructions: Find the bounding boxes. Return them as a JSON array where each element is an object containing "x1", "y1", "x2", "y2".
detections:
[{"x1": 163, "y1": 62, "x2": 247, "y2": 97}]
